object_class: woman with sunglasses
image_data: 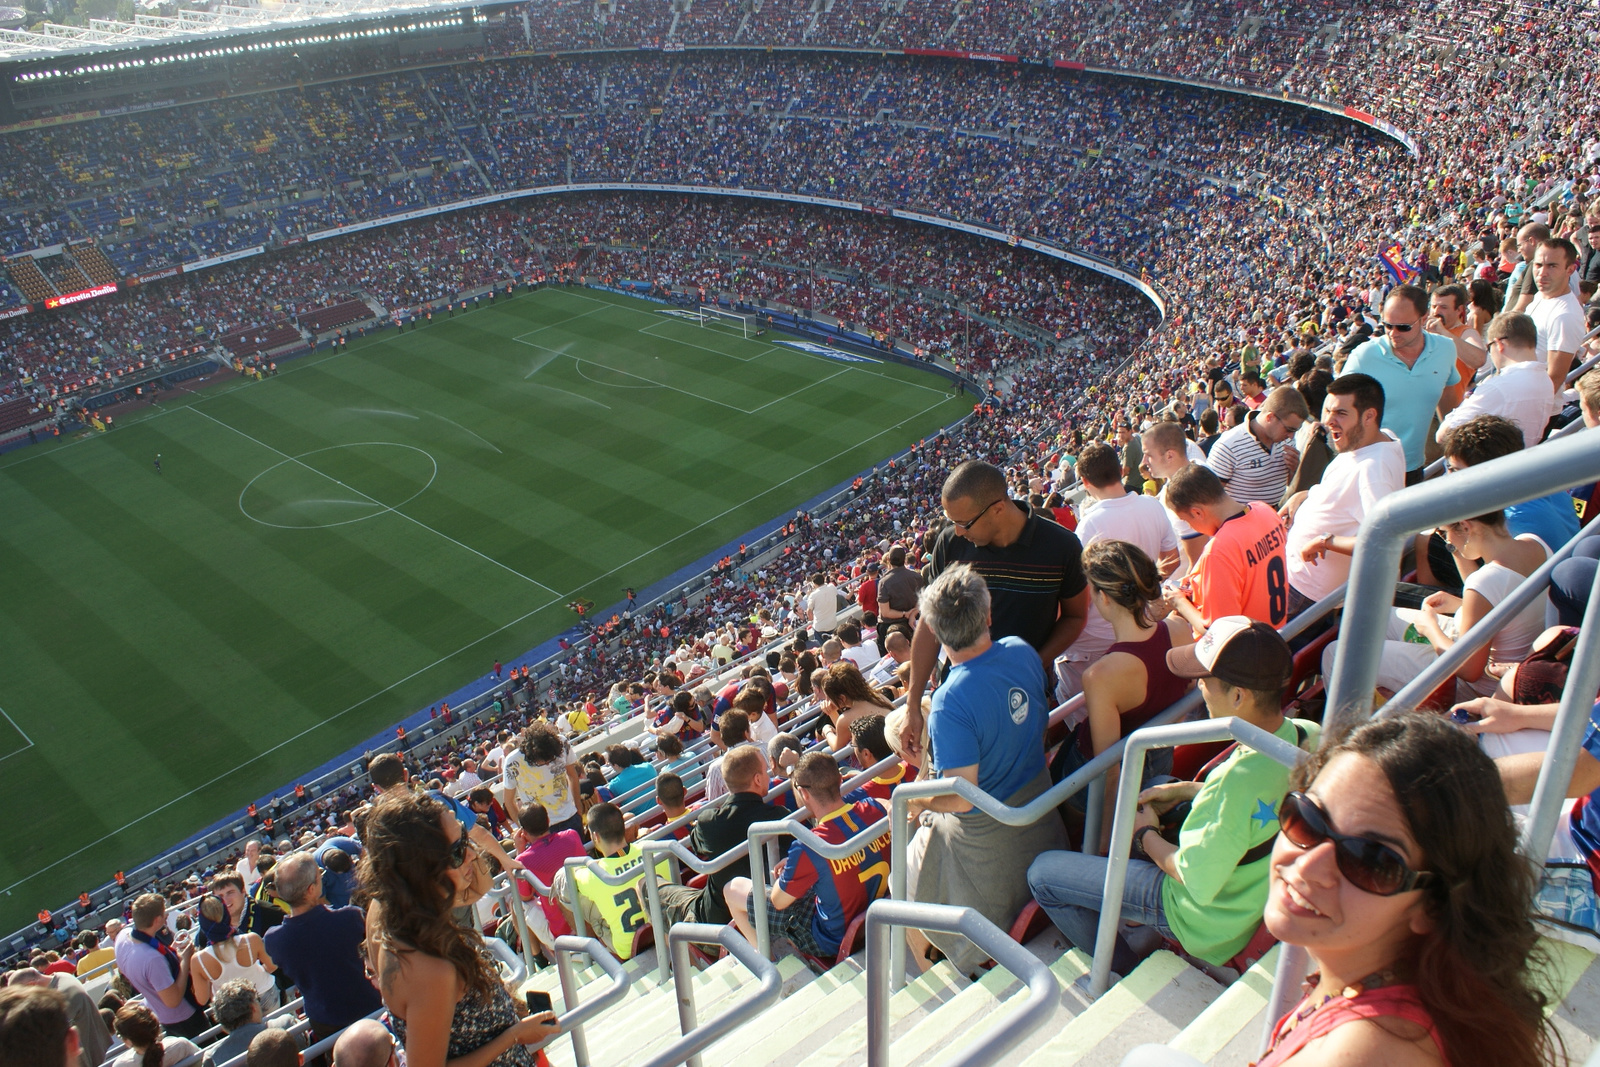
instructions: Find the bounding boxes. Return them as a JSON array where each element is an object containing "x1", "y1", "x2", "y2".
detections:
[
  {"x1": 360, "y1": 792, "x2": 560, "y2": 1067},
  {"x1": 1257, "y1": 713, "x2": 1553, "y2": 1067}
]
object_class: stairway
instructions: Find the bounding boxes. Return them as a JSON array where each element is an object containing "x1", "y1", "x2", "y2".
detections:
[{"x1": 517, "y1": 928, "x2": 1600, "y2": 1067}]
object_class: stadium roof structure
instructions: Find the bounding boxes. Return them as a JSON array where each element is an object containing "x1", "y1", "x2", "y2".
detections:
[{"x1": 0, "y1": 0, "x2": 492, "y2": 65}]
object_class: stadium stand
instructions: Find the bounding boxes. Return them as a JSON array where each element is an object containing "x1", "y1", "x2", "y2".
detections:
[{"x1": 4, "y1": 0, "x2": 1600, "y2": 1065}]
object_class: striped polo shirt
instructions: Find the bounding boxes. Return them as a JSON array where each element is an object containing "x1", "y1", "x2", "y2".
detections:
[
  {"x1": 1206, "y1": 416, "x2": 1292, "y2": 505},
  {"x1": 928, "y1": 503, "x2": 1087, "y2": 653}
]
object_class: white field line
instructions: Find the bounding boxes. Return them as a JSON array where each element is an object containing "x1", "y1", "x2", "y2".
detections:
[{"x1": 0, "y1": 705, "x2": 34, "y2": 766}]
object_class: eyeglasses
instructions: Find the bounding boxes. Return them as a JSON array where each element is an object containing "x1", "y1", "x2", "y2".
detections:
[
  {"x1": 948, "y1": 498, "x2": 1003, "y2": 532},
  {"x1": 1379, "y1": 320, "x2": 1418, "y2": 333},
  {"x1": 447, "y1": 833, "x2": 475, "y2": 869},
  {"x1": 1277, "y1": 791, "x2": 1434, "y2": 897}
]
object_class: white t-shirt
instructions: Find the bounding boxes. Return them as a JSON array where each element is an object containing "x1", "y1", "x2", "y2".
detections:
[
  {"x1": 1073, "y1": 491, "x2": 1180, "y2": 651},
  {"x1": 1462, "y1": 535, "x2": 1550, "y2": 672},
  {"x1": 1286, "y1": 431, "x2": 1406, "y2": 600},
  {"x1": 808, "y1": 584, "x2": 840, "y2": 631},
  {"x1": 1528, "y1": 290, "x2": 1587, "y2": 411},
  {"x1": 1437, "y1": 359, "x2": 1555, "y2": 450},
  {"x1": 236, "y1": 857, "x2": 260, "y2": 892},
  {"x1": 111, "y1": 1039, "x2": 200, "y2": 1067},
  {"x1": 842, "y1": 643, "x2": 882, "y2": 672},
  {"x1": 502, "y1": 743, "x2": 579, "y2": 823}
]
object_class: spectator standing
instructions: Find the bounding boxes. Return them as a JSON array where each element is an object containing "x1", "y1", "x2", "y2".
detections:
[
  {"x1": 262, "y1": 853, "x2": 381, "y2": 1041},
  {"x1": 73, "y1": 932, "x2": 114, "y2": 978},
  {"x1": 499, "y1": 723, "x2": 584, "y2": 836},
  {"x1": 1282, "y1": 374, "x2": 1405, "y2": 617},
  {"x1": 1436, "y1": 313, "x2": 1554, "y2": 449},
  {"x1": 199, "y1": 874, "x2": 284, "y2": 951},
  {"x1": 314, "y1": 837, "x2": 364, "y2": 910},
  {"x1": 903, "y1": 565, "x2": 1067, "y2": 976},
  {"x1": 191, "y1": 897, "x2": 278, "y2": 1013},
  {"x1": 1204, "y1": 386, "x2": 1310, "y2": 506},
  {"x1": 1140, "y1": 422, "x2": 1211, "y2": 573},
  {"x1": 875, "y1": 544, "x2": 923, "y2": 640},
  {"x1": 1343, "y1": 286, "x2": 1462, "y2": 483},
  {"x1": 1527, "y1": 237, "x2": 1589, "y2": 399},
  {"x1": 1058, "y1": 443, "x2": 1179, "y2": 697},
  {"x1": 900, "y1": 461, "x2": 1089, "y2": 763},
  {"x1": 112, "y1": 895, "x2": 205, "y2": 1040},
  {"x1": 360, "y1": 793, "x2": 558, "y2": 1067},
  {"x1": 806, "y1": 572, "x2": 840, "y2": 639}
]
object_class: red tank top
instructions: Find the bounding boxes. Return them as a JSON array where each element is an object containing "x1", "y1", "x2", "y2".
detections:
[
  {"x1": 1075, "y1": 624, "x2": 1191, "y2": 758},
  {"x1": 1255, "y1": 984, "x2": 1449, "y2": 1066}
]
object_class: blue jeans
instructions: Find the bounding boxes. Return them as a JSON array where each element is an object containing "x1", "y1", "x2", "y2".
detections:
[
  {"x1": 1550, "y1": 540, "x2": 1600, "y2": 627},
  {"x1": 1027, "y1": 851, "x2": 1173, "y2": 976}
]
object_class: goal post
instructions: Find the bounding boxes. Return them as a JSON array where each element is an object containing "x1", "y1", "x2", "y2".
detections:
[{"x1": 697, "y1": 305, "x2": 765, "y2": 339}]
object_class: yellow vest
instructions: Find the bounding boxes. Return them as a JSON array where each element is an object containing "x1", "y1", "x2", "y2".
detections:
[{"x1": 572, "y1": 847, "x2": 671, "y2": 960}]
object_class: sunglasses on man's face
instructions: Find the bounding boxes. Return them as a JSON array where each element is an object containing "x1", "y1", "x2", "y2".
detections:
[
  {"x1": 1277, "y1": 791, "x2": 1434, "y2": 897},
  {"x1": 1380, "y1": 320, "x2": 1418, "y2": 333}
]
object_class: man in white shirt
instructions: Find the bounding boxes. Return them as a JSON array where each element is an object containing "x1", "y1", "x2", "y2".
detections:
[
  {"x1": 1281, "y1": 374, "x2": 1406, "y2": 617},
  {"x1": 866, "y1": 629, "x2": 911, "y2": 688},
  {"x1": 1437, "y1": 312, "x2": 1555, "y2": 449},
  {"x1": 805, "y1": 572, "x2": 839, "y2": 638},
  {"x1": 837, "y1": 621, "x2": 881, "y2": 672},
  {"x1": 1054, "y1": 442, "x2": 1180, "y2": 698},
  {"x1": 1527, "y1": 236, "x2": 1588, "y2": 401},
  {"x1": 1204, "y1": 385, "x2": 1310, "y2": 506},
  {"x1": 1141, "y1": 421, "x2": 1209, "y2": 573}
]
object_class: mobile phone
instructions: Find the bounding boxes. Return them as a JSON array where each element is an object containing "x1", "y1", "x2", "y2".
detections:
[{"x1": 525, "y1": 990, "x2": 553, "y2": 1015}]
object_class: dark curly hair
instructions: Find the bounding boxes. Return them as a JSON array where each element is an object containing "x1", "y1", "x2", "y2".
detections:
[
  {"x1": 1295, "y1": 713, "x2": 1557, "y2": 1067},
  {"x1": 518, "y1": 720, "x2": 566, "y2": 765},
  {"x1": 356, "y1": 791, "x2": 496, "y2": 999}
]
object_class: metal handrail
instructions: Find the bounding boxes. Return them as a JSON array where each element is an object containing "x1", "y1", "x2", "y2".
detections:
[
  {"x1": 880, "y1": 587, "x2": 1344, "y2": 992},
  {"x1": 1090, "y1": 717, "x2": 1306, "y2": 998},
  {"x1": 541, "y1": 935, "x2": 633, "y2": 1067},
  {"x1": 637, "y1": 923, "x2": 783, "y2": 1067},
  {"x1": 1521, "y1": 563, "x2": 1600, "y2": 864},
  {"x1": 1380, "y1": 521, "x2": 1600, "y2": 714},
  {"x1": 1327, "y1": 430, "x2": 1600, "y2": 734},
  {"x1": 864, "y1": 900, "x2": 1057, "y2": 1067},
  {"x1": 640, "y1": 751, "x2": 901, "y2": 980}
]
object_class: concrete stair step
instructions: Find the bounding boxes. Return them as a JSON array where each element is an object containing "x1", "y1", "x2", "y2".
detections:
[
  {"x1": 925, "y1": 948, "x2": 1098, "y2": 1065},
  {"x1": 1168, "y1": 945, "x2": 1279, "y2": 1065},
  {"x1": 701, "y1": 958, "x2": 864, "y2": 1064},
  {"x1": 1018, "y1": 950, "x2": 1223, "y2": 1067},
  {"x1": 773, "y1": 958, "x2": 968, "y2": 1067}
]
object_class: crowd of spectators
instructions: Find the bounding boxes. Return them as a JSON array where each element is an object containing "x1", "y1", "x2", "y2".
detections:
[{"x1": 6, "y1": 1, "x2": 1600, "y2": 1064}]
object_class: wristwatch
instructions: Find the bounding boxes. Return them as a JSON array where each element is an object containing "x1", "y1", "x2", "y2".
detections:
[{"x1": 1135, "y1": 825, "x2": 1162, "y2": 857}]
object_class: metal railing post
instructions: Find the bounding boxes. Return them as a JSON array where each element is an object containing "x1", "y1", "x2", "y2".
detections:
[
  {"x1": 1261, "y1": 943, "x2": 1312, "y2": 1056},
  {"x1": 556, "y1": 944, "x2": 591, "y2": 1067},
  {"x1": 1521, "y1": 562, "x2": 1600, "y2": 860},
  {"x1": 1088, "y1": 718, "x2": 1306, "y2": 998},
  {"x1": 544, "y1": 935, "x2": 631, "y2": 1067},
  {"x1": 1381, "y1": 524, "x2": 1600, "y2": 715},
  {"x1": 636, "y1": 924, "x2": 782, "y2": 1067},
  {"x1": 1327, "y1": 433, "x2": 1600, "y2": 736},
  {"x1": 864, "y1": 900, "x2": 1057, "y2": 1067},
  {"x1": 562, "y1": 856, "x2": 589, "y2": 939}
]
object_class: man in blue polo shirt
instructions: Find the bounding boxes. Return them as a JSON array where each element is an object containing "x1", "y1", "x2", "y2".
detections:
[{"x1": 1344, "y1": 285, "x2": 1461, "y2": 484}]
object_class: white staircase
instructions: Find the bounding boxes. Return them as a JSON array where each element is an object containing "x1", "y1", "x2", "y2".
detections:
[{"x1": 519, "y1": 928, "x2": 1600, "y2": 1067}]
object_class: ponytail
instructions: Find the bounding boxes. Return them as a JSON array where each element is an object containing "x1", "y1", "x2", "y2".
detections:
[{"x1": 143, "y1": 1041, "x2": 165, "y2": 1067}]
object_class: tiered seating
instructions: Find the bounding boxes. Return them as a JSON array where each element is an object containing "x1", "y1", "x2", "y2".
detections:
[
  {"x1": 69, "y1": 243, "x2": 119, "y2": 287},
  {"x1": 298, "y1": 299, "x2": 374, "y2": 335},
  {"x1": 217, "y1": 323, "x2": 303, "y2": 357},
  {"x1": 6, "y1": 256, "x2": 54, "y2": 302},
  {"x1": 38, "y1": 254, "x2": 90, "y2": 294},
  {"x1": 0, "y1": 397, "x2": 48, "y2": 435}
]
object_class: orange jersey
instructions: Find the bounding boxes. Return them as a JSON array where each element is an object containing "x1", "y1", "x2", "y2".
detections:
[{"x1": 1189, "y1": 502, "x2": 1289, "y2": 628}]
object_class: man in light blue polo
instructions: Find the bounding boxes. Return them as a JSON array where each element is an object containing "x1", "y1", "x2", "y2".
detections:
[{"x1": 1343, "y1": 284, "x2": 1460, "y2": 484}]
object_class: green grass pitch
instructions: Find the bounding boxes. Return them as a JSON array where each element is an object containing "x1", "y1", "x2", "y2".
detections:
[{"x1": 0, "y1": 285, "x2": 968, "y2": 929}]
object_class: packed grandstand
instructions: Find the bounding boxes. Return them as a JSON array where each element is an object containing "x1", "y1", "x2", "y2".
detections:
[{"x1": 3, "y1": 0, "x2": 1600, "y2": 1065}]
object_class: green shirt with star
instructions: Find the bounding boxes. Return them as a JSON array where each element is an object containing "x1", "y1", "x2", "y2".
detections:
[{"x1": 1161, "y1": 717, "x2": 1319, "y2": 965}]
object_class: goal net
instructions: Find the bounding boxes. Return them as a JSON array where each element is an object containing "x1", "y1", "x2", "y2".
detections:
[{"x1": 697, "y1": 305, "x2": 765, "y2": 338}]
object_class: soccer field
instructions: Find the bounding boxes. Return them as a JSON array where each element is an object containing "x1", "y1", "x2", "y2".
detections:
[{"x1": 0, "y1": 285, "x2": 968, "y2": 929}]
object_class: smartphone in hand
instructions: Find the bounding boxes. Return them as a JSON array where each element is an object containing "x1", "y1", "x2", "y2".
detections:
[{"x1": 525, "y1": 990, "x2": 553, "y2": 1016}]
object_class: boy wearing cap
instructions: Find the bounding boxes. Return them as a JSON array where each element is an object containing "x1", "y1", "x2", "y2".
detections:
[{"x1": 1027, "y1": 617, "x2": 1317, "y2": 973}]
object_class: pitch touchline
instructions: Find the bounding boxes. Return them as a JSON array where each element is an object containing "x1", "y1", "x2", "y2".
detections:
[
  {"x1": 0, "y1": 589, "x2": 568, "y2": 896},
  {"x1": 188, "y1": 408, "x2": 560, "y2": 598},
  {"x1": 0, "y1": 705, "x2": 34, "y2": 766}
]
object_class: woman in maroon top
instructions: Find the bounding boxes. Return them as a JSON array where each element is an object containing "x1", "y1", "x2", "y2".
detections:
[{"x1": 1054, "y1": 540, "x2": 1194, "y2": 845}]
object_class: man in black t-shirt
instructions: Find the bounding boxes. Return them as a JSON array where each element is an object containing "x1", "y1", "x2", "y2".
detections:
[{"x1": 896, "y1": 461, "x2": 1089, "y2": 763}]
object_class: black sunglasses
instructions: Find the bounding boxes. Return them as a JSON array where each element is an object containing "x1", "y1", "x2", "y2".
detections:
[
  {"x1": 1278, "y1": 791, "x2": 1434, "y2": 897},
  {"x1": 1380, "y1": 320, "x2": 1418, "y2": 333},
  {"x1": 447, "y1": 832, "x2": 474, "y2": 869}
]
